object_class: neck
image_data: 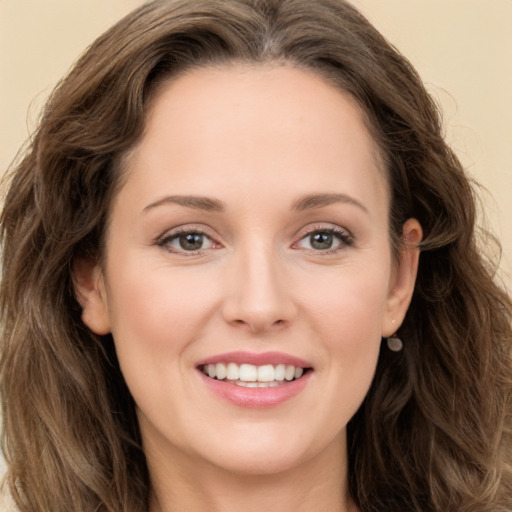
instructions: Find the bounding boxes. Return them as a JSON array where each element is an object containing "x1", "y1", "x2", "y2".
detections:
[{"x1": 147, "y1": 434, "x2": 358, "y2": 512}]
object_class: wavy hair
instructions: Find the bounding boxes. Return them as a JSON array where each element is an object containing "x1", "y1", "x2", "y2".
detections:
[{"x1": 1, "y1": 1, "x2": 511, "y2": 510}]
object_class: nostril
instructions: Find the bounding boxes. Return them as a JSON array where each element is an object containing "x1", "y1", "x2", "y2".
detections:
[{"x1": 228, "y1": 317, "x2": 287, "y2": 332}]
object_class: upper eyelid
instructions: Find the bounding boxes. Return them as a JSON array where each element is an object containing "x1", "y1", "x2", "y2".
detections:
[
  {"x1": 157, "y1": 224, "x2": 217, "y2": 241},
  {"x1": 156, "y1": 229, "x2": 221, "y2": 257},
  {"x1": 292, "y1": 224, "x2": 354, "y2": 249},
  {"x1": 295, "y1": 223, "x2": 352, "y2": 239},
  {"x1": 155, "y1": 226, "x2": 220, "y2": 252}
]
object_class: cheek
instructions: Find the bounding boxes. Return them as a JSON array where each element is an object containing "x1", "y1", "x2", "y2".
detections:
[
  {"x1": 107, "y1": 262, "x2": 220, "y2": 349},
  {"x1": 103, "y1": 261, "x2": 226, "y2": 414},
  {"x1": 301, "y1": 266, "x2": 389, "y2": 411},
  {"x1": 304, "y1": 264, "x2": 390, "y2": 343},
  {"x1": 104, "y1": 262, "x2": 220, "y2": 414}
]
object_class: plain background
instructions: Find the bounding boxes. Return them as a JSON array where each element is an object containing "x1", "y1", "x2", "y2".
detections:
[{"x1": 1, "y1": 0, "x2": 511, "y2": 473}]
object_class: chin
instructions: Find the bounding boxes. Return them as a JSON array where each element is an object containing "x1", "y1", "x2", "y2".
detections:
[
  {"x1": 207, "y1": 449, "x2": 309, "y2": 477},
  {"x1": 194, "y1": 427, "x2": 331, "y2": 477}
]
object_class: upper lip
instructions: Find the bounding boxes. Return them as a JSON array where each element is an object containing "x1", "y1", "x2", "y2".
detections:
[{"x1": 196, "y1": 351, "x2": 313, "y2": 368}]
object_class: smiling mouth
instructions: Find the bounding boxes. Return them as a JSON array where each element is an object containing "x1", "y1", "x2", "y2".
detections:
[{"x1": 199, "y1": 363, "x2": 311, "y2": 388}]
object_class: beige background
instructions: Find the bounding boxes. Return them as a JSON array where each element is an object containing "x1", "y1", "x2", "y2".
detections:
[{"x1": 0, "y1": 0, "x2": 511, "y2": 479}]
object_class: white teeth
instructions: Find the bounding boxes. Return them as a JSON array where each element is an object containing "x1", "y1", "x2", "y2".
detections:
[
  {"x1": 275, "y1": 364, "x2": 286, "y2": 381},
  {"x1": 285, "y1": 365, "x2": 295, "y2": 381},
  {"x1": 207, "y1": 364, "x2": 216, "y2": 378},
  {"x1": 226, "y1": 362, "x2": 239, "y2": 380},
  {"x1": 201, "y1": 362, "x2": 308, "y2": 383},
  {"x1": 216, "y1": 363, "x2": 227, "y2": 380},
  {"x1": 239, "y1": 364, "x2": 258, "y2": 382},
  {"x1": 235, "y1": 380, "x2": 282, "y2": 388},
  {"x1": 257, "y1": 364, "x2": 275, "y2": 382}
]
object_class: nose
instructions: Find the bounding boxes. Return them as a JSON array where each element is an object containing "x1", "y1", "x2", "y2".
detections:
[{"x1": 222, "y1": 243, "x2": 297, "y2": 333}]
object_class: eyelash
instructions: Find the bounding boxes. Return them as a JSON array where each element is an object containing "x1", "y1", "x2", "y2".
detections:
[
  {"x1": 156, "y1": 225, "x2": 354, "y2": 255},
  {"x1": 156, "y1": 227, "x2": 219, "y2": 254},
  {"x1": 293, "y1": 225, "x2": 354, "y2": 254}
]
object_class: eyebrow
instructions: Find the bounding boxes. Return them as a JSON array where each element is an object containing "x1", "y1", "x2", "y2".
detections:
[
  {"x1": 292, "y1": 193, "x2": 368, "y2": 213},
  {"x1": 143, "y1": 195, "x2": 225, "y2": 213},
  {"x1": 142, "y1": 192, "x2": 368, "y2": 214}
]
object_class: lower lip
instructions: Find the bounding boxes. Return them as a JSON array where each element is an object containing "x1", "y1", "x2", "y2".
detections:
[{"x1": 198, "y1": 371, "x2": 311, "y2": 408}]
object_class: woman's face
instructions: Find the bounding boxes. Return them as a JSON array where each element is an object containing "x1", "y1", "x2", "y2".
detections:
[{"x1": 78, "y1": 64, "x2": 420, "y2": 477}]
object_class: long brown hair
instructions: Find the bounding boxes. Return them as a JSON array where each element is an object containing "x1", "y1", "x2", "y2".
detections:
[{"x1": 1, "y1": 1, "x2": 511, "y2": 510}]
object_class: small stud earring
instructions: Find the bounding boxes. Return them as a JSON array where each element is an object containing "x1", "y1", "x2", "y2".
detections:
[{"x1": 387, "y1": 335, "x2": 403, "y2": 352}]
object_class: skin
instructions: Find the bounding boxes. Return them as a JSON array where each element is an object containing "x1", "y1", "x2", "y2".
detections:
[{"x1": 75, "y1": 64, "x2": 422, "y2": 512}]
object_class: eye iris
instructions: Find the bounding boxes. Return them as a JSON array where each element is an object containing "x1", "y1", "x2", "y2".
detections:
[
  {"x1": 179, "y1": 233, "x2": 203, "y2": 250},
  {"x1": 311, "y1": 232, "x2": 333, "y2": 250}
]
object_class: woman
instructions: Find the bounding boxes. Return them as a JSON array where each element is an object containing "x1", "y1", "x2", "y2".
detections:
[{"x1": 1, "y1": 0, "x2": 510, "y2": 510}]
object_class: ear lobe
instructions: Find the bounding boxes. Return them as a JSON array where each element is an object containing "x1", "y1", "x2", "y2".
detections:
[
  {"x1": 381, "y1": 218, "x2": 422, "y2": 337},
  {"x1": 73, "y1": 257, "x2": 111, "y2": 335}
]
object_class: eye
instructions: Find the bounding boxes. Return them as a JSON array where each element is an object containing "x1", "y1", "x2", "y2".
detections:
[
  {"x1": 294, "y1": 227, "x2": 353, "y2": 252},
  {"x1": 158, "y1": 229, "x2": 217, "y2": 253}
]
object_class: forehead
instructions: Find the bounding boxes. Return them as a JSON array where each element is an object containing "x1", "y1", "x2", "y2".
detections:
[{"x1": 120, "y1": 63, "x2": 388, "y2": 213}]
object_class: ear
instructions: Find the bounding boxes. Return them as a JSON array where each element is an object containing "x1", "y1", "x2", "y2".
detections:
[
  {"x1": 72, "y1": 257, "x2": 111, "y2": 335},
  {"x1": 381, "y1": 218, "x2": 422, "y2": 337}
]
